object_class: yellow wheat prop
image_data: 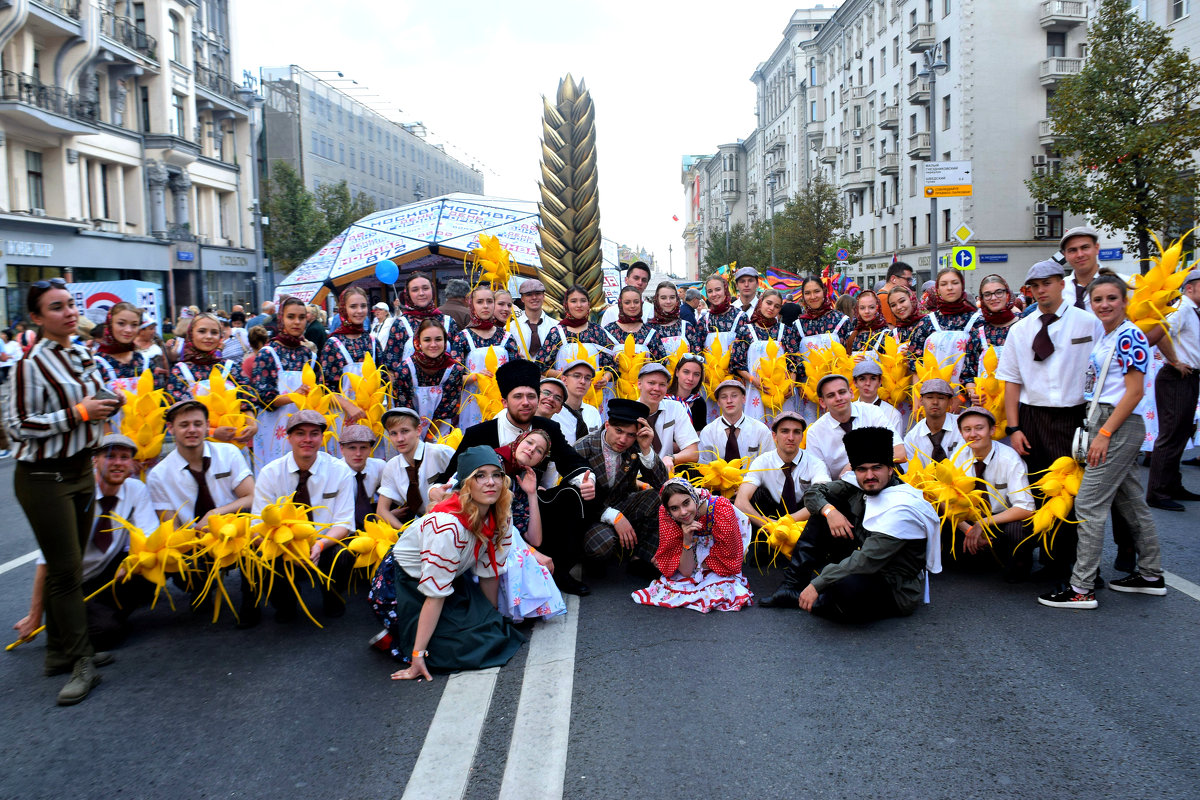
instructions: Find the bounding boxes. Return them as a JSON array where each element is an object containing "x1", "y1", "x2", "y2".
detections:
[
  {"x1": 197, "y1": 366, "x2": 252, "y2": 446},
  {"x1": 247, "y1": 495, "x2": 336, "y2": 627},
  {"x1": 755, "y1": 339, "x2": 795, "y2": 413},
  {"x1": 1015, "y1": 456, "x2": 1084, "y2": 557},
  {"x1": 899, "y1": 456, "x2": 998, "y2": 559},
  {"x1": 876, "y1": 336, "x2": 911, "y2": 406},
  {"x1": 118, "y1": 369, "x2": 168, "y2": 465},
  {"x1": 688, "y1": 455, "x2": 750, "y2": 499},
  {"x1": 615, "y1": 335, "x2": 647, "y2": 400},
  {"x1": 974, "y1": 346, "x2": 1007, "y2": 439},
  {"x1": 1128, "y1": 229, "x2": 1196, "y2": 336},
  {"x1": 283, "y1": 363, "x2": 338, "y2": 446},
  {"x1": 909, "y1": 350, "x2": 958, "y2": 422},
  {"x1": 799, "y1": 342, "x2": 854, "y2": 405},
  {"x1": 466, "y1": 347, "x2": 505, "y2": 422},
  {"x1": 466, "y1": 233, "x2": 513, "y2": 291},
  {"x1": 703, "y1": 337, "x2": 733, "y2": 399},
  {"x1": 342, "y1": 352, "x2": 390, "y2": 439}
]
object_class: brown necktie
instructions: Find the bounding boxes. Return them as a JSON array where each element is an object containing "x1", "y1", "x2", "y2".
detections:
[
  {"x1": 1032, "y1": 313, "x2": 1057, "y2": 361},
  {"x1": 568, "y1": 405, "x2": 588, "y2": 440},
  {"x1": 186, "y1": 456, "x2": 216, "y2": 520},
  {"x1": 405, "y1": 460, "x2": 422, "y2": 520},
  {"x1": 929, "y1": 429, "x2": 948, "y2": 462},
  {"x1": 974, "y1": 458, "x2": 987, "y2": 494},
  {"x1": 354, "y1": 471, "x2": 371, "y2": 531},
  {"x1": 91, "y1": 494, "x2": 119, "y2": 553},
  {"x1": 294, "y1": 469, "x2": 312, "y2": 521},
  {"x1": 527, "y1": 320, "x2": 541, "y2": 356},
  {"x1": 1074, "y1": 283, "x2": 1086, "y2": 310},
  {"x1": 724, "y1": 422, "x2": 740, "y2": 461},
  {"x1": 780, "y1": 462, "x2": 798, "y2": 511},
  {"x1": 839, "y1": 419, "x2": 854, "y2": 436},
  {"x1": 648, "y1": 409, "x2": 663, "y2": 454}
]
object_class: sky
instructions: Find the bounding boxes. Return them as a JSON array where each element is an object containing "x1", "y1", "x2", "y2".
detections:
[{"x1": 233, "y1": 0, "x2": 829, "y2": 278}]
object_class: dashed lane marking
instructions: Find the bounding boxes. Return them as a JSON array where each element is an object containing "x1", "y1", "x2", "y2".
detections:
[
  {"x1": 0, "y1": 550, "x2": 38, "y2": 577},
  {"x1": 400, "y1": 666, "x2": 499, "y2": 800}
]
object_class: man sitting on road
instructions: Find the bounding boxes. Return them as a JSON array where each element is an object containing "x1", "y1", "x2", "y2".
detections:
[
  {"x1": 851, "y1": 360, "x2": 904, "y2": 433},
  {"x1": 903, "y1": 379, "x2": 963, "y2": 471},
  {"x1": 735, "y1": 411, "x2": 829, "y2": 526},
  {"x1": 697, "y1": 379, "x2": 772, "y2": 465},
  {"x1": 637, "y1": 363, "x2": 700, "y2": 474},
  {"x1": 760, "y1": 427, "x2": 941, "y2": 624}
]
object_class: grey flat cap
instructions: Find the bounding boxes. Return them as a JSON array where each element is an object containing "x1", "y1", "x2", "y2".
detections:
[
  {"x1": 519, "y1": 278, "x2": 547, "y2": 295},
  {"x1": 956, "y1": 406, "x2": 996, "y2": 427},
  {"x1": 852, "y1": 360, "x2": 883, "y2": 378},
  {"x1": 1185, "y1": 269, "x2": 1200, "y2": 286},
  {"x1": 560, "y1": 358, "x2": 596, "y2": 376},
  {"x1": 165, "y1": 398, "x2": 209, "y2": 422},
  {"x1": 1025, "y1": 259, "x2": 1067, "y2": 284},
  {"x1": 770, "y1": 411, "x2": 808, "y2": 432},
  {"x1": 816, "y1": 373, "x2": 851, "y2": 395},
  {"x1": 919, "y1": 378, "x2": 954, "y2": 396},
  {"x1": 540, "y1": 377, "x2": 567, "y2": 396},
  {"x1": 339, "y1": 423, "x2": 377, "y2": 444},
  {"x1": 638, "y1": 362, "x2": 671, "y2": 379},
  {"x1": 381, "y1": 407, "x2": 421, "y2": 427},
  {"x1": 98, "y1": 433, "x2": 138, "y2": 452},
  {"x1": 1059, "y1": 225, "x2": 1099, "y2": 251},
  {"x1": 713, "y1": 379, "x2": 746, "y2": 397},
  {"x1": 733, "y1": 266, "x2": 760, "y2": 281},
  {"x1": 285, "y1": 409, "x2": 328, "y2": 432}
]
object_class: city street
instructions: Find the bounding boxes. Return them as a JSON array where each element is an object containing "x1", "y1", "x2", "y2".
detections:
[{"x1": 1, "y1": 455, "x2": 1198, "y2": 800}]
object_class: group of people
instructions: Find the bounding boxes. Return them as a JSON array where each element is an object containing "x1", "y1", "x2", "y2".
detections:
[{"x1": 7, "y1": 226, "x2": 1196, "y2": 702}]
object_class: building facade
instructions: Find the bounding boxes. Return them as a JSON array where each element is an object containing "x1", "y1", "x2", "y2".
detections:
[
  {"x1": 0, "y1": 0, "x2": 259, "y2": 327},
  {"x1": 260, "y1": 65, "x2": 483, "y2": 211},
  {"x1": 685, "y1": 0, "x2": 1200, "y2": 291}
]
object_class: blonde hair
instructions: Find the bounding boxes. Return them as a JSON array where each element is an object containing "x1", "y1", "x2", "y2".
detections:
[{"x1": 456, "y1": 472, "x2": 513, "y2": 541}]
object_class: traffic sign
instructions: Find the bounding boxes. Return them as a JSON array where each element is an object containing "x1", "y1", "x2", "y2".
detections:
[
  {"x1": 923, "y1": 161, "x2": 973, "y2": 186},
  {"x1": 835, "y1": 247, "x2": 849, "y2": 260},
  {"x1": 924, "y1": 185, "x2": 973, "y2": 198},
  {"x1": 952, "y1": 224, "x2": 975, "y2": 244},
  {"x1": 951, "y1": 246, "x2": 977, "y2": 271}
]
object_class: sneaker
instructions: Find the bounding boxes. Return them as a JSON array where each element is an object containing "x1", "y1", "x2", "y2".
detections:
[
  {"x1": 368, "y1": 629, "x2": 393, "y2": 653},
  {"x1": 1037, "y1": 587, "x2": 1098, "y2": 609},
  {"x1": 1108, "y1": 574, "x2": 1167, "y2": 596}
]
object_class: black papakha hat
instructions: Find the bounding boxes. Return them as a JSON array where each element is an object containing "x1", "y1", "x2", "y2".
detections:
[
  {"x1": 496, "y1": 358, "x2": 541, "y2": 398},
  {"x1": 843, "y1": 426, "x2": 895, "y2": 468}
]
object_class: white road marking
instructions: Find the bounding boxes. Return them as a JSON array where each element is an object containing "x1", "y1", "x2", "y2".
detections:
[
  {"x1": 400, "y1": 666, "x2": 499, "y2": 800},
  {"x1": 1165, "y1": 571, "x2": 1200, "y2": 603},
  {"x1": 0, "y1": 550, "x2": 38, "y2": 577},
  {"x1": 498, "y1": 595, "x2": 580, "y2": 800}
]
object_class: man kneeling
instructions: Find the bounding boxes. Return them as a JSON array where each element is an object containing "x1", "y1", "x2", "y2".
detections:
[{"x1": 760, "y1": 427, "x2": 940, "y2": 623}]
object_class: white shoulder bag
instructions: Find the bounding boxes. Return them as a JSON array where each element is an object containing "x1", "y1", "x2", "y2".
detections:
[{"x1": 1071, "y1": 337, "x2": 1115, "y2": 465}]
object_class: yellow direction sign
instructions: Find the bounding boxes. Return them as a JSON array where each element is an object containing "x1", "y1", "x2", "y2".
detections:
[
  {"x1": 950, "y1": 246, "x2": 977, "y2": 271},
  {"x1": 924, "y1": 185, "x2": 973, "y2": 198}
]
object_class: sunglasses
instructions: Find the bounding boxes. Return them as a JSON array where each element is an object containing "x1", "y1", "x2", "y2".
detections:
[
  {"x1": 32, "y1": 277, "x2": 67, "y2": 290},
  {"x1": 679, "y1": 353, "x2": 706, "y2": 365}
]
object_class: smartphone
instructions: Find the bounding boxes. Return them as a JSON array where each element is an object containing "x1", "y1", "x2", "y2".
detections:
[{"x1": 93, "y1": 388, "x2": 118, "y2": 402}]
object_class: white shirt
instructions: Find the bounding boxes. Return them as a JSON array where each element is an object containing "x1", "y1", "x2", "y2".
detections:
[
  {"x1": 1066, "y1": 269, "x2": 1131, "y2": 311},
  {"x1": 147, "y1": 441, "x2": 253, "y2": 522},
  {"x1": 38, "y1": 478, "x2": 159, "y2": 582},
  {"x1": 1085, "y1": 320, "x2": 1151, "y2": 405},
  {"x1": 805, "y1": 401, "x2": 904, "y2": 476},
  {"x1": 733, "y1": 296, "x2": 759, "y2": 317},
  {"x1": 346, "y1": 456, "x2": 387, "y2": 500},
  {"x1": 903, "y1": 414, "x2": 963, "y2": 471},
  {"x1": 952, "y1": 441, "x2": 1034, "y2": 513},
  {"x1": 866, "y1": 398, "x2": 904, "y2": 433},
  {"x1": 510, "y1": 312, "x2": 558, "y2": 359},
  {"x1": 253, "y1": 450, "x2": 356, "y2": 531},
  {"x1": 698, "y1": 413, "x2": 773, "y2": 464},
  {"x1": 743, "y1": 448, "x2": 831, "y2": 502},
  {"x1": 392, "y1": 508, "x2": 510, "y2": 597},
  {"x1": 995, "y1": 299, "x2": 1105, "y2": 408},
  {"x1": 496, "y1": 411, "x2": 535, "y2": 448},
  {"x1": 1166, "y1": 295, "x2": 1200, "y2": 369},
  {"x1": 378, "y1": 441, "x2": 455, "y2": 516},
  {"x1": 644, "y1": 398, "x2": 700, "y2": 459},
  {"x1": 551, "y1": 402, "x2": 602, "y2": 446},
  {"x1": 600, "y1": 299, "x2": 655, "y2": 328}
]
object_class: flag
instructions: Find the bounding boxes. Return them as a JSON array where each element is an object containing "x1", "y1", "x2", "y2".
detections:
[
  {"x1": 892, "y1": 252, "x2": 898, "y2": 264},
  {"x1": 766, "y1": 266, "x2": 805, "y2": 296},
  {"x1": 672, "y1": 214, "x2": 679, "y2": 222}
]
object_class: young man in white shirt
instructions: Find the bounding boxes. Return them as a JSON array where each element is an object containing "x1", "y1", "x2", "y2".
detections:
[
  {"x1": 948, "y1": 407, "x2": 1035, "y2": 579},
  {"x1": 903, "y1": 379, "x2": 963, "y2": 470},
  {"x1": 732, "y1": 265, "x2": 761, "y2": 316},
  {"x1": 512, "y1": 279, "x2": 558, "y2": 359},
  {"x1": 338, "y1": 423, "x2": 386, "y2": 532},
  {"x1": 248, "y1": 409, "x2": 356, "y2": 624},
  {"x1": 636, "y1": 362, "x2": 700, "y2": 473},
  {"x1": 736, "y1": 411, "x2": 830, "y2": 525},
  {"x1": 805, "y1": 374, "x2": 905, "y2": 477},
  {"x1": 1146, "y1": 269, "x2": 1200, "y2": 509},
  {"x1": 148, "y1": 400, "x2": 254, "y2": 528},
  {"x1": 377, "y1": 407, "x2": 455, "y2": 527},
  {"x1": 536, "y1": 377, "x2": 567, "y2": 423},
  {"x1": 599, "y1": 262, "x2": 654, "y2": 327},
  {"x1": 552, "y1": 359, "x2": 602, "y2": 446},
  {"x1": 698, "y1": 379, "x2": 772, "y2": 464},
  {"x1": 851, "y1": 360, "x2": 904, "y2": 433},
  {"x1": 13, "y1": 435, "x2": 160, "y2": 686}
]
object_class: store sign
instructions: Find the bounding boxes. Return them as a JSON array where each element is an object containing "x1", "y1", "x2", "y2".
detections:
[
  {"x1": 219, "y1": 255, "x2": 250, "y2": 266},
  {"x1": 5, "y1": 240, "x2": 54, "y2": 258}
]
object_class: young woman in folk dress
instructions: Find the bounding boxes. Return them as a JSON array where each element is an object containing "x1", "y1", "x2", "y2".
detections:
[
  {"x1": 794, "y1": 277, "x2": 851, "y2": 422},
  {"x1": 731, "y1": 290, "x2": 802, "y2": 424},
  {"x1": 533, "y1": 284, "x2": 618, "y2": 410},
  {"x1": 602, "y1": 286, "x2": 668, "y2": 363},
  {"x1": 249, "y1": 296, "x2": 317, "y2": 468},
  {"x1": 962, "y1": 274, "x2": 1021, "y2": 406},
  {"x1": 700, "y1": 273, "x2": 748, "y2": 424},
  {"x1": 843, "y1": 290, "x2": 891, "y2": 355},
  {"x1": 450, "y1": 286, "x2": 521, "y2": 429},
  {"x1": 886, "y1": 285, "x2": 926, "y2": 348},
  {"x1": 319, "y1": 286, "x2": 378, "y2": 422},
  {"x1": 393, "y1": 318, "x2": 465, "y2": 438},
  {"x1": 646, "y1": 280, "x2": 704, "y2": 356},
  {"x1": 165, "y1": 312, "x2": 256, "y2": 445},
  {"x1": 906, "y1": 267, "x2": 983, "y2": 386},
  {"x1": 381, "y1": 271, "x2": 460, "y2": 374},
  {"x1": 667, "y1": 353, "x2": 708, "y2": 433},
  {"x1": 93, "y1": 302, "x2": 156, "y2": 431}
]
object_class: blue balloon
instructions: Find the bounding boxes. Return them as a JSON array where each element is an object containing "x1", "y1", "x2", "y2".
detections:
[{"x1": 374, "y1": 259, "x2": 399, "y2": 284}]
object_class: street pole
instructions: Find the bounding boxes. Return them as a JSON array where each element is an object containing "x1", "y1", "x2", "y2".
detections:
[
  {"x1": 920, "y1": 44, "x2": 948, "y2": 276},
  {"x1": 767, "y1": 175, "x2": 777, "y2": 266},
  {"x1": 724, "y1": 202, "x2": 731, "y2": 256},
  {"x1": 238, "y1": 86, "x2": 267, "y2": 306}
]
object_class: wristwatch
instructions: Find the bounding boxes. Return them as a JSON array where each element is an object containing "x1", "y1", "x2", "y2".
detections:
[{"x1": 1004, "y1": 425, "x2": 1021, "y2": 436}]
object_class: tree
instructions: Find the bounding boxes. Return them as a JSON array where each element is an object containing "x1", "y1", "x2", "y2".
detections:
[
  {"x1": 315, "y1": 181, "x2": 378, "y2": 235},
  {"x1": 772, "y1": 174, "x2": 853, "y2": 274},
  {"x1": 1026, "y1": 0, "x2": 1200, "y2": 269},
  {"x1": 702, "y1": 221, "x2": 754, "y2": 273},
  {"x1": 263, "y1": 161, "x2": 329, "y2": 273}
]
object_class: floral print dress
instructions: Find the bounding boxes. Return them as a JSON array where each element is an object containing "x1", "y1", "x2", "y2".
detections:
[{"x1": 602, "y1": 322, "x2": 669, "y2": 362}]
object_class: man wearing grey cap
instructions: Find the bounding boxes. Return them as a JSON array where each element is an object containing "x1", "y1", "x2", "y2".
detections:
[
  {"x1": 903, "y1": 379, "x2": 963, "y2": 470},
  {"x1": 1060, "y1": 226, "x2": 1102, "y2": 310},
  {"x1": 697, "y1": 379, "x2": 772, "y2": 464},
  {"x1": 851, "y1": 360, "x2": 904, "y2": 433},
  {"x1": 805, "y1": 373, "x2": 905, "y2": 477},
  {"x1": 599, "y1": 262, "x2": 654, "y2": 328},
  {"x1": 732, "y1": 266, "x2": 762, "y2": 316},
  {"x1": 1146, "y1": 269, "x2": 1200, "y2": 509},
  {"x1": 513, "y1": 278, "x2": 558, "y2": 359},
  {"x1": 636, "y1": 362, "x2": 700, "y2": 471}
]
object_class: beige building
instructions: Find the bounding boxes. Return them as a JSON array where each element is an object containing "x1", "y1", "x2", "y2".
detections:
[{"x1": 0, "y1": 0, "x2": 259, "y2": 325}]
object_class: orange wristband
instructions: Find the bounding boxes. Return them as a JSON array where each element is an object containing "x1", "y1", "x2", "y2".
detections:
[
  {"x1": 75, "y1": 403, "x2": 90, "y2": 422},
  {"x1": 1098, "y1": 428, "x2": 1112, "y2": 438}
]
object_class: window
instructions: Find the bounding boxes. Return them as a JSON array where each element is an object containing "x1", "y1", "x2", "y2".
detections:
[
  {"x1": 1046, "y1": 32, "x2": 1066, "y2": 58},
  {"x1": 1173, "y1": 0, "x2": 1189, "y2": 20},
  {"x1": 869, "y1": 58, "x2": 875, "y2": 83},
  {"x1": 349, "y1": 148, "x2": 356, "y2": 169},
  {"x1": 339, "y1": 143, "x2": 345, "y2": 163},
  {"x1": 133, "y1": 3, "x2": 146, "y2": 32},
  {"x1": 909, "y1": 113, "x2": 918, "y2": 135},
  {"x1": 172, "y1": 93, "x2": 185, "y2": 136},
  {"x1": 140, "y1": 86, "x2": 151, "y2": 133},
  {"x1": 910, "y1": 215, "x2": 918, "y2": 245},
  {"x1": 942, "y1": 95, "x2": 951, "y2": 129},
  {"x1": 26, "y1": 151, "x2": 44, "y2": 210},
  {"x1": 169, "y1": 13, "x2": 183, "y2": 63},
  {"x1": 943, "y1": 0, "x2": 951, "y2": 15},
  {"x1": 892, "y1": 36, "x2": 900, "y2": 66},
  {"x1": 943, "y1": 209, "x2": 951, "y2": 242},
  {"x1": 310, "y1": 131, "x2": 318, "y2": 153},
  {"x1": 942, "y1": 38, "x2": 951, "y2": 69},
  {"x1": 909, "y1": 165, "x2": 917, "y2": 196}
]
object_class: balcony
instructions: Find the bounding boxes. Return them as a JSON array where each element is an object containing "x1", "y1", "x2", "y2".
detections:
[
  {"x1": 100, "y1": 11, "x2": 158, "y2": 61},
  {"x1": 194, "y1": 63, "x2": 243, "y2": 104},
  {"x1": 879, "y1": 103, "x2": 900, "y2": 130},
  {"x1": 908, "y1": 22, "x2": 935, "y2": 53},
  {"x1": 0, "y1": 71, "x2": 98, "y2": 135},
  {"x1": 1040, "y1": 0, "x2": 1087, "y2": 28},
  {"x1": 907, "y1": 76, "x2": 930, "y2": 104},
  {"x1": 1038, "y1": 118, "x2": 1067, "y2": 147},
  {"x1": 844, "y1": 167, "x2": 876, "y2": 191},
  {"x1": 765, "y1": 132, "x2": 785, "y2": 154},
  {"x1": 852, "y1": 85, "x2": 870, "y2": 100},
  {"x1": 879, "y1": 151, "x2": 900, "y2": 174},
  {"x1": 819, "y1": 146, "x2": 838, "y2": 164},
  {"x1": 907, "y1": 131, "x2": 930, "y2": 160},
  {"x1": 29, "y1": 0, "x2": 82, "y2": 30},
  {"x1": 1039, "y1": 57, "x2": 1083, "y2": 86}
]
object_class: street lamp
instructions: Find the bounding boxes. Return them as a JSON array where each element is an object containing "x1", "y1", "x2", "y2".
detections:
[
  {"x1": 917, "y1": 43, "x2": 949, "y2": 275},
  {"x1": 766, "y1": 174, "x2": 777, "y2": 266}
]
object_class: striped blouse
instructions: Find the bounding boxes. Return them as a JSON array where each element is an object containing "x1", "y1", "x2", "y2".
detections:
[{"x1": 4, "y1": 338, "x2": 105, "y2": 461}]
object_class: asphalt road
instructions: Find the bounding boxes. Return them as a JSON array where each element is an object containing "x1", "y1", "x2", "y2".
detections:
[{"x1": 1, "y1": 454, "x2": 1198, "y2": 800}]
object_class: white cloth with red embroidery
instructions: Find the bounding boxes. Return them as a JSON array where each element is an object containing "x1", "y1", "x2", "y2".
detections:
[{"x1": 392, "y1": 505, "x2": 511, "y2": 598}]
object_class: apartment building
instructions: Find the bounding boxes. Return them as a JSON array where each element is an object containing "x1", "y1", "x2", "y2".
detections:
[{"x1": 0, "y1": 0, "x2": 260, "y2": 325}]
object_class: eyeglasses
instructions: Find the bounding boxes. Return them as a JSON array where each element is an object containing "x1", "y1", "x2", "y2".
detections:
[
  {"x1": 981, "y1": 290, "x2": 1009, "y2": 301},
  {"x1": 539, "y1": 389, "x2": 565, "y2": 403},
  {"x1": 474, "y1": 471, "x2": 504, "y2": 485},
  {"x1": 32, "y1": 277, "x2": 67, "y2": 290}
]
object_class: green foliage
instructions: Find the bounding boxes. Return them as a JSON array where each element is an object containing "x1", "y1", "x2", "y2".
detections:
[
  {"x1": 263, "y1": 161, "x2": 329, "y2": 273},
  {"x1": 1026, "y1": 0, "x2": 1200, "y2": 269},
  {"x1": 315, "y1": 181, "x2": 378, "y2": 236}
]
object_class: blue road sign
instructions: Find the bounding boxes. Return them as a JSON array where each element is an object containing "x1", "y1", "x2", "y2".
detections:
[
  {"x1": 1098, "y1": 248, "x2": 1123, "y2": 261},
  {"x1": 979, "y1": 254, "x2": 1008, "y2": 263},
  {"x1": 954, "y1": 249, "x2": 974, "y2": 269},
  {"x1": 835, "y1": 248, "x2": 849, "y2": 260}
]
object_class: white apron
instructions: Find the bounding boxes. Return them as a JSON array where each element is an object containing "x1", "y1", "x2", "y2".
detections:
[
  {"x1": 745, "y1": 322, "x2": 797, "y2": 424},
  {"x1": 99, "y1": 352, "x2": 150, "y2": 432},
  {"x1": 175, "y1": 360, "x2": 234, "y2": 398},
  {"x1": 555, "y1": 326, "x2": 617, "y2": 422},
  {"x1": 459, "y1": 329, "x2": 512, "y2": 429},
  {"x1": 924, "y1": 311, "x2": 982, "y2": 386},
  {"x1": 405, "y1": 358, "x2": 454, "y2": 440},
  {"x1": 796, "y1": 318, "x2": 849, "y2": 424},
  {"x1": 326, "y1": 335, "x2": 377, "y2": 457},
  {"x1": 704, "y1": 326, "x2": 741, "y2": 424},
  {"x1": 657, "y1": 319, "x2": 694, "y2": 357},
  {"x1": 396, "y1": 314, "x2": 455, "y2": 363},
  {"x1": 252, "y1": 346, "x2": 310, "y2": 472}
]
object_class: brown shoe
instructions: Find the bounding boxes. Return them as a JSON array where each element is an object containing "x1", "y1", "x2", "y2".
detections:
[{"x1": 56, "y1": 657, "x2": 102, "y2": 706}]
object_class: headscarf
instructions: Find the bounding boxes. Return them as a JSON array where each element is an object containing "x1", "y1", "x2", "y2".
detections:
[
  {"x1": 799, "y1": 280, "x2": 835, "y2": 321},
  {"x1": 181, "y1": 312, "x2": 223, "y2": 368},
  {"x1": 330, "y1": 289, "x2": 368, "y2": 337},
  {"x1": 648, "y1": 288, "x2": 681, "y2": 326},
  {"x1": 748, "y1": 301, "x2": 780, "y2": 330},
  {"x1": 979, "y1": 277, "x2": 1018, "y2": 326},
  {"x1": 467, "y1": 291, "x2": 497, "y2": 333},
  {"x1": 705, "y1": 280, "x2": 732, "y2": 317},
  {"x1": 410, "y1": 339, "x2": 455, "y2": 373},
  {"x1": 888, "y1": 286, "x2": 925, "y2": 330},
  {"x1": 617, "y1": 288, "x2": 643, "y2": 325},
  {"x1": 402, "y1": 278, "x2": 443, "y2": 320},
  {"x1": 271, "y1": 328, "x2": 305, "y2": 350},
  {"x1": 560, "y1": 294, "x2": 591, "y2": 331},
  {"x1": 429, "y1": 493, "x2": 501, "y2": 578},
  {"x1": 494, "y1": 430, "x2": 550, "y2": 477},
  {"x1": 97, "y1": 305, "x2": 138, "y2": 356},
  {"x1": 659, "y1": 477, "x2": 713, "y2": 519}
]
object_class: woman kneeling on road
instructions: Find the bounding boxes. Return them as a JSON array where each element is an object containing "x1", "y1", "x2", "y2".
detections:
[{"x1": 369, "y1": 446, "x2": 526, "y2": 680}]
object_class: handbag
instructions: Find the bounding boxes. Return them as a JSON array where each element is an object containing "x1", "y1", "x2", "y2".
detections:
[{"x1": 1072, "y1": 336, "x2": 1115, "y2": 464}]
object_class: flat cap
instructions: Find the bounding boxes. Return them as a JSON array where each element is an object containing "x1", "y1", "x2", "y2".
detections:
[
  {"x1": 770, "y1": 411, "x2": 808, "y2": 432},
  {"x1": 519, "y1": 278, "x2": 547, "y2": 295},
  {"x1": 560, "y1": 358, "x2": 596, "y2": 376},
  {"x1": 285, "y1": 409, "x2": 328, "y2": 432},
  {"x1": 1025, "y1": 259, "x2": 1066, "y2": 283},
  {"x1": 1059, "y1": 225, "x2": 1099, "y2": 251},
  {"x1": 540, "y1": 377, "x2": 567, "y2": 396},
  {"x1": 98, "y1": 433, "x2": 138, "y2": 452},
  {"x1": 816, "y1": 373, "x2": 851, "y2": 395},
  {"x1": 1185, "y1": 269, "x2": 1200, "y2": 286},
  {"x1": 165, "y1": 398, "x2": 208, "y2": 422},
  {"x1": 733, "y1": 266, "x2": 760, "y2": 281},
  {"x1": 956, "y1": 406, "x2": 996, "y2": 427},
  {"x1": 339, "y1": 423, "x2": 377, "y2": 444},
  {"x1": 713, "y1": 379, "x2": 746, "y2": 397},
  {"x1": 919, "y1": 378, "x2": 954, "y2": 396},
  {"x1": 852, "y1": 360, "x2": 882, "y2": 378},
  {"x1": 381, "y1": 407, "x2": 421, "y2": 427},
  {"x1": 638, "y1": 362, "x2": 670, "y2": 379}
]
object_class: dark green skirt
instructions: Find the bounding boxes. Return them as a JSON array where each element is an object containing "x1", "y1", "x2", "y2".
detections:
[{"x1": 369, "y1": 554, "x2": 525, "y2": 672}]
